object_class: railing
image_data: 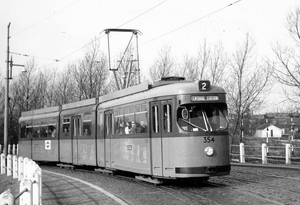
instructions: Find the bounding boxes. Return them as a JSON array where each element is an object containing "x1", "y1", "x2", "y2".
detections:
[
  {"x1": 231, "y1": 142, "x2": 300, "y2": 166},
  {"x1": 0, "y1": 150, "x2": 42, "y2": 205}
]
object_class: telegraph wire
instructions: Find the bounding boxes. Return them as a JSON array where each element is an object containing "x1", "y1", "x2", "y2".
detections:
[
  {"x1": 39, "y1": 0, "x2": 168, "y2": 68},
  {"x1": 11, "y1": 0, "x2": 82, "y2": 37},
  {"x1": 140, "y1": 0, "x2": 243, "y2": 47}
]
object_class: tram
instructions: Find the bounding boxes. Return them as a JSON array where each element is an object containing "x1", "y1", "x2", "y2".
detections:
[{"x1": 19, "y1": 77, "x2": 230, "y2": 182}]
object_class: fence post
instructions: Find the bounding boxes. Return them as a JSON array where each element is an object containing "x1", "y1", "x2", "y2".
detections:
[
  {"x1": 8, "y1": 144, "x2": 11, "y2": 155},
  {"x1": 262, "y1": 143, "x2": 267, "y2": 164},
  {"x1": 0, "y1": 189, "x2": 14, "y2": 205},
  {"x1": 23, "y1": 157, "x2": 29, "y2": 179},
  {"x1": 18, "y1": 156, "x2": 24, "y2": 181},
  {"x1": 7, "y1": 154, "x2": 12, "y2": 177},
  {"x1": 13, "y1": 155, "x2": 18, "y2": 179},
  {"x1": 1, "y1": 153, "x2": 5, "y2": 174},
  {"x1": 19, "y1": 178, "x2": 33, "y2": 205},
  {"x1": 12, "y1": 144, "x2": 16, "y2": 156},
  {"x1": 16, "y1": 144, "x2": 19, "y2": 156},
  {"x1": 32, "y1": 169, "x2": 41, "y2": 205},
  {"x1": 285, "y1": 144, "x2": 291, "y2": 165},
  {"x1": 239, "y1": 143, "x2": 245, "y2": 163}
]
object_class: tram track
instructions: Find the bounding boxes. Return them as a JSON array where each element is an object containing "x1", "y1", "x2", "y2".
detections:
[{"x1": 41, "y1": 165, "x2": 300, "y2": 205}]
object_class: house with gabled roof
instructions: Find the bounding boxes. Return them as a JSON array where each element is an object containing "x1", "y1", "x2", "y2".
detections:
[{"x1": 254, "y1": 123, "x2": 283, "y2": 139}]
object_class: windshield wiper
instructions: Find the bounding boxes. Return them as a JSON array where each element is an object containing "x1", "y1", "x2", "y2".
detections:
[{"x1": 182, "y1": 119, "x2": 208, "y2": 132}]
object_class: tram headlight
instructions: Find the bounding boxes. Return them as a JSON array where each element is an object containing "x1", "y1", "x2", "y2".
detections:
[{"x1": 204, "y1": 146, "x2": 214, "y2": 156}]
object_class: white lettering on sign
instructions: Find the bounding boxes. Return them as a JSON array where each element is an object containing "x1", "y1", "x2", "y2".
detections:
[{"x1": 45, "y1": 140, "x2": 51, "y2": 150}]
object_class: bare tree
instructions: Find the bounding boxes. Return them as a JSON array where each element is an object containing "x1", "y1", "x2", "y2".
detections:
[
  {"x1": 197, "y1": 39, "x2": 211, "y2": 80},
  {"x1": 53, "y1": 66, "x2": 77, "y2": 105},
  {"x1": 149, "y1": 45, "x2": 175, "y2": 82},
  {"x1": 179, "y1": 40, "x2": 228, "y2": 86},
  {"x1": 226, "y1": 34, "x2": 271, "y2": 143},
  {"x1": 271, "y1": 6, "x2": 300, "y2": 107},
  {"x1": 178, "y1": 54, "x2": 198, "y2": 81},
  {"x1": 69, "y1": 37, "x2": 109, "y2": 101},
  {"x1": 110, "y1": 46, "x2": 139, "y2": 90}
]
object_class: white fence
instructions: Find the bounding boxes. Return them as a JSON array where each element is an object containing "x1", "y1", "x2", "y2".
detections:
[
  {"x1": 0, "y1": 152, "x2": 42, "y2": 205},
  {"x1": 232, "y1": 143, "x2": 300, "y2": 165}
]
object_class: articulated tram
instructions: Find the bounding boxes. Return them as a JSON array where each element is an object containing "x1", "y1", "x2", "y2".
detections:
[{"x1": 19, "y1": 77, "x2": 230, "y2": 182}]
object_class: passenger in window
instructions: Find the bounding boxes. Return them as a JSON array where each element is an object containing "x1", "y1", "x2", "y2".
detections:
[
  {"x1": 130, "y1": 121, "x2": 136, "y2": 134},
  {"x1": 140, "y1": 121, "x2": 147, "y2": 133},
  {"x1": 135, "y1": 122, "x2": 142, "y2": 133},
  {"x1": 125, "y1": 122, "x2": 132, "y2": 134},
  {"x1": 52, "y1": 128, "x2": 56, "y2": 138},
  {"x1": 63, "y1": 128, "x2": 69, "y2": 137},
  {"x1": 84, "y1": 129, "x2": 89, "y2": 136},
  {"x1": 118, "y1": 121, "x2": 125, "y2": 134}
]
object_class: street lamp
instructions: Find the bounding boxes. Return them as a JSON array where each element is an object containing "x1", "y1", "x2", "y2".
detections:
[{"x1": 4, "y1": 22, "x2": 26, "y2": 156}]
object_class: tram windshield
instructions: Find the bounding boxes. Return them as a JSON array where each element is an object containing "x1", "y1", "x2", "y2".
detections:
[{"x1": 177, "y1": 103, "x2": 228, "y2": 132}]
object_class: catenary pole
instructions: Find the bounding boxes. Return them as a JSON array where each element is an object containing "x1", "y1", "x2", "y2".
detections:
[{"x1": 4, "y1": 22, "x2": 11, "y2": 156}]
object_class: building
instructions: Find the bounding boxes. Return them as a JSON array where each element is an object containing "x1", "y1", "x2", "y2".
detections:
[{"x1": 254, "y1": 123, "x2": 283, "y2": 139}]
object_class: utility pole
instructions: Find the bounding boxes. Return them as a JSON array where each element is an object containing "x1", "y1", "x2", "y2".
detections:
[
  {"x1": 4, "y1": 23, "x2": 25, "y2": 156},
  {"x1": 4, "y1": 22, "x2": 11, "y2": 156}
]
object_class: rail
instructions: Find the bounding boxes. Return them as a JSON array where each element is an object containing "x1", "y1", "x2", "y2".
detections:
[
  {"x1": 231, "y1": 142, "x2": 300, "y2": 166},
  {"x1": 0, "y1": 150, "x2": 42, "y2": 205}
]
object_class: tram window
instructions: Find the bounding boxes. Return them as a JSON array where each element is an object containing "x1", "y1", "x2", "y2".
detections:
[
  {"x1": 40, "y1": 124, "x2": 48, "y2": 138},
  {"x1": 163, "y1": 104, "x2": 172, "y2": 133},
  {"x1": 83, "y1": 113, "x2": 92, "y2": 136},
  {"x1": 105, "y1": 112, "x2": 112, "y2": 135},
  {"x1": 152, "y1": 106, "x2": 159, "y2": 133},
  {"x1": 20, "y1": 123, "x2": 26, "y2": 138},
  {"x1": 26, "y1": 122, "x2": 32, "y2": 138},
  {"x1": 124, "y1": 106, "x2": 135, "y2": 134},
  {"x1": 114, "y1": 109, "x2": 124, "y2": 135},
  {"x1": 32, "y1": 121, "x2": 40, "y2": 138},
  {"x1": 73, "y1": 117, "x2": 82, "y2": 136},
  {"x1": 177, "y1": 104, "x2": 228, "y2": 132},
  {"x1": 135, "y1": 104, "x2": 147, "y2": 133},
  {"x1": 62, "y1": 117, "x2": 70, "y2": 137},
  {"x1": 98, "y1": 112, "x2": 104, "y2": 137},
  {"x1": 48, "y1": 118, "x2": 57, "y2": 138}
]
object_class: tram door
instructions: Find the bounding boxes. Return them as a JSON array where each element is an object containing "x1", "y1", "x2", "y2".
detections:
[
  {"x1": 72, "y1": 115, "x2": 81, "y2": 164},
  {"x1": 104, "y1": 110, "x2": 113, "y2": 168},
  {"x1": 150, "y1": 101, "x2": 163, "y2": 176}
]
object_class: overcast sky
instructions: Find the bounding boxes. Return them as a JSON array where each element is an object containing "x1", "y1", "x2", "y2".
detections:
[{"x1": 1, "y1": 0, "x2": 299, "y2": 113}]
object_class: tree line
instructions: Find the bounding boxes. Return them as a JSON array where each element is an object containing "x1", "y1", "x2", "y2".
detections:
[{"x1": 1, "y1": 6, "x2": 299, "y2": 145}]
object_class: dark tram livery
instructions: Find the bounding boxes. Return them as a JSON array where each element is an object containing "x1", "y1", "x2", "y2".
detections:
[{"x1": 19, "y1": 77, "x2": 230, "y2": 183}]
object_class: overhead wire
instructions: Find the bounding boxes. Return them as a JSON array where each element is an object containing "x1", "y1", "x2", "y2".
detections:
[
  {"x1": 37, "y1": 0, "x2": 169, "y2": 68},
  {"x1": 140, "y1": 0, "x2": 243, "y2": 47},
  {"x1": 11, "y1": 0, "x2": 83, "y2": 37},
  {"x1": 15, "y1": 0, "x2": 243, "y2": 69}
]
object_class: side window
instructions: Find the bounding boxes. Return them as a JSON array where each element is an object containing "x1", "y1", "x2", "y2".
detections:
[
  {"x1": 48, "y1": 118, "x2": 57, "y2": 138},
  {"x1": 124, "y1": 107, "x2": 135, "y2": 134},
  {"x1": 40, "y1": 120, "x2": 48, "y2": 138},
  {"x1": 135, "y1": 104, "x2": 148, "y2": 133},
  {"x1": 98, "y1": 112, "x2": 104, "y2": 137},
  {"x1": 114, "y1": 109, "x2": 124, "y2": 135},
  {"x1": 26, "y1": 122, "x2": 32, "y2": 138},
  {"x1": 83, "y1": 113, "x2": 92, "y2": 136},
  {"x1": 73, "y1": 116, "x2": 82, "y2": 136},
  {"x1": 62, "y1": 117, "x2": 70, "y2": 137},
  {"x1": 20, "y1": 123, "x2": 26, "y2": 138},
  {"x1": 105, "y1": 111, "x2": 113, "y2": 135},
  {"x1": 152, "y1": 105, "x2": 159, "y2": 133},
  {"x1": 163, "y1": 104, "x2": 172, "y2": 133},
  {"x1": 32, "y1": 121, "x2": 40, "y2": 138}
]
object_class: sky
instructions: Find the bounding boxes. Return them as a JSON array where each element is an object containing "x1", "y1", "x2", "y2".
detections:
[{"x1": 0, "y1": 0, "x2": 299, "y2": 113}]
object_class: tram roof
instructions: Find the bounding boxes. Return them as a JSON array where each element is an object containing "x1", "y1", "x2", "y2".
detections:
[
  {"x1": 97, "y1": 78, "x2": 226, "y2": 108},
  {"x1": 21, "y1": 106, "x2": 60, "y2": 117}
]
